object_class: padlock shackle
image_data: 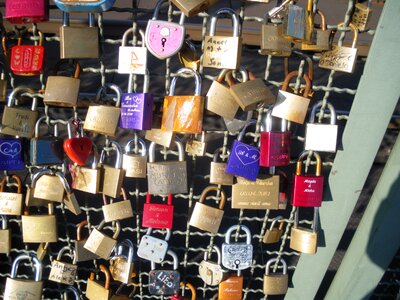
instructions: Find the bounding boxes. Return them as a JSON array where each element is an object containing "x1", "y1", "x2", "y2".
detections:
[
  {"x1": 7, "y1": 86, "x2": 37, "y2": 109},
  {"x1": 169, "y1": 67, "x2": 201, "y2": 96},
  {"x1": 66, "y1": 117, "x2": 84, "y2": 138},
  {"x1": 293, "y1": 206, "x2": 319, "y2": 233},
  {"x1": 145, "y1": 227, "x2": 171, "y2": 241},
  {"x1": 199, "y1": 186, "x2": 226, "y2": 210},
  {"x1": 0, "y1": 175, "x2": 22, "y2": 193},
  {"x1": 125, "y1": 138, "x2": 147, "y2": 156},
  {"x1": 267, "y1": 0, "x2": 291, "y2": 18},
  {"x1": 31, "y1": 169, "x2": 53, "y2": 188},
  {"x1": 11, "y1": 253, "x2": 42, "y2": 281},
  {"x1": 55, "y1": 171, "x2": 72, "y2": 194},
  {"x1": 296, "y1": 150, "x2": 322, "y2": 176},
  {"x1": 281, "y1": 71, "x2": 312, "y2": 98},
  {"x1": 97, "y1": 220, "x2": 121, "y2": 239},
  {"x1": 63, "y1": 286, "x2": 80, "y2": 300},
  {"x1": 315, "y1": 10, "x2": 327, "y2": 31},
  {"x1": 0, "y1": 215, "x2": 7, "y2": 230},
  {"x1": 179, "y1": 282, "x2": 196, "y2": 300},
  {"x1": 269, "y1": 216, "x2": 283, "y2": 231},
  {"x1": 291, "y1": 50, "x2": 314, "y2": 82},
  {"x1": 76, "y1": 220, "x2": 89, "y2": 241},
  {"x1": 34, "y1": 115, "x2": 51, "y2": 138},
  {"x1": 263, "y1": 110, "x2": 288, "y2": 132},
  {"x1": 238, "y1": 119, "x2": 257, "y2": 141},
  {"x1": 336, "y1": 22, "x2": 358, "y2": 48},
  {"x1": 309, "y1": 101, "x2": 336, "y2": 124},
  {"x1": 57, "y1": 245, "x2": 76, "y2": 264},
  {"x1": 265, "y1": 257, "x2": 287, "y2": 275},
  {"x1": 95, "y1": 83, "x2": 122, "y2": 107},
  {"x1": 148, "y1": 140, "x2": 185, "y2": 162},
  {"x1": 146, "y1": 192, "x2": 173, "y2": 206},
  {"x1": 122, "y1": 28, "x2": 145, "y2": 47},
  {"x1": 115, "y1": 238, "x2": 134, "y2": 262},
  {"x1": 209, "y1": 8, "x2": 240, "y2": 37},
  {"x1": 225, "y1": 66, "x2": 249, "y2": 86},
  {"x1": 213, "y1": 147, "x2": 230, "y2": 162},
  {"x1": 93, "y1": 264, "x2": 110, "y2": 290},
  {"x1": 152, "y1": 0, "x2": 169, "y2": 19},
  {"x1": 203, "y1": 245, "x2": 222, "y2": 265},
  {"x1": 225, "y1": 224, "x2": 252, "y2": 244},
  {"x1": 100, "y1": 140, "x2": 123, "y2": 168},
  {"x1": 151, "y1": 249, "x2": 179, "y2": 270}
]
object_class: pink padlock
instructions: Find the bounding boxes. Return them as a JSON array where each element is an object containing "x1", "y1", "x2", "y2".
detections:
[{"x1": 5, "y1": 0, "x2": 49, "y2": 24}]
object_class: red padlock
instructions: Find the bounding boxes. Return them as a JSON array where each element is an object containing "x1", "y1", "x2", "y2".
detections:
[
  {"x1": 63, "y1": 119, "x2": 93, "y2": 166},
  {"x1": 5, "y1": 0, "x2": 49, "y2": 24},
  {"x1": 142, "y1": 193, "x2": 174, "y2": 229},
  {"x1": 292, "y1": 151, "x2": 324, "y2": 207}
]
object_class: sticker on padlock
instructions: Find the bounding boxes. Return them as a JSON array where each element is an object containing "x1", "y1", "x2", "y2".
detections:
[
  {"x1": 222, "y1": 225, "x2": 253, "y2": 271},
  {"x1": 0, "y1": 175, "x2": 23, "y2": 215},
  {"x1": 142, "y1": 193, "x2": 174, "y2": 229},
  {"x1": 148, "y1": 250, "x2": 180, "y2": 296},
  {"x1": 137, "y1": 228, "x2": 171, "y2": 263},
  {"x1": 48, "y1": 246, "x2": 77, "y2": 285},
  {"x1": 290, "y1": 206, "x2": 319, "y2": 254},
  {"x1": 198, "y1": 245, "x2": 226, "y2": 286},
  {"x1": 122, "y1": 138, "x2": 147, "y2": 178},
  {"x1": 263, "y1": 257, "x2": 289, "y2": 295},
  {"x1": 109, "y1": 239, "x2": 136, "y2": 284},
  {"x1": 118, "y1": 28, "x2": 147, "y2": 75}
]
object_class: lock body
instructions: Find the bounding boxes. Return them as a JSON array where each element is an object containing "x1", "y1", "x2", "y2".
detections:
[
  {"x1": 103, "y1": 200, "x2": 133, "y2": 223},
  {"x1": 44, "y1": 76, "x2": 80, "y2": 107},
  {"x1": 120, "y1": 92, "x2": 153, "y2": 130},
  {"x1": 54, "y1": 0, "x2": 116, "y2": 12},
  {"x1": 5, "y1": 0, "x2": 49, "y2": 23},
  {"x1": 84, "y1": 228, "x2": 117, "y2": 260},
  {"x1": 123, "y1": 154, "x2": 147, "y2": 178},
  {"x1": 263, "y1": 228, "x2": 283, "y2": 244},
  {"x1": 170, "y1": 0, "x2": 218, "y2": 17},
  {"x1": 203, "y1": 36, "x2": 242, "y2": 69},
  {"x1": 198, "y1": 260, "x2": 225, "y2": 286},
  {"x1": 30, "y1": 138, "x2": 64, "y2": 166},
  {"x1": 84, "y1": 105, "x2": 121, "y2": 136},
  {"x1": 75, "y1": 239, "x2": 99, "y2": 262},
  {"x1": 147, "y1": 161, "x2": 187, "y2": 195},
  {"x1": 137, "y1": 235, "x2": 169, "y2": 263},
  {"x1": 218, "y1": 275, "x2": 243, "y2": 300},
  {"x1": 100, "y1": 165, "x2": 125, "y2": 198},
  {"x1": 1, "y1": 107, "x2": 38, "y2": 138},
  {"x1": 49, "y1": 260, "x2": 77, "y2": 285},
  {"x1": 10, "y1": 45, "x2": 44, "y2": 76},
  {"x1": 272, "y1": 90, "x2": 310, "y2": 124},
  {"x1": 292, "y1": 174, "x2": 324, "y2": 207},
  {"x1": 4, "y1": 278, "x2": 43, "y2": 300},
  {"x1": 260, "y1": 131, "x2": 291, "y2": 167},
  {"x1": 221, "y1": 243, "x2": 253, "y2": 270},
  {"x1": 206, "y1": 80, "x2": 238, "y2": 120},
  {"x1": 319, "y1": 45, "x2": 358, "y2": 73},
  {"x1": 210, "y1": 162, "x2": 234, "y2": 185},
  {"x1": 305, "y1": 123, "x2": 338, "y2": 152},
  {"x1": 21, "y1": 215, "x2": 57, "y2": 243},
  {"x1": 118, "y1": 45, "x2": 147, "y2": 75},
  {"x1": 264, "y1": 273, "x2": 289, "y2": 295},
  {"x1": 143, "y1": 202, "x2": 174, "y2": 229},
  {"x1": 72, "y1": 166, "x2": 100, "y2": 194},
  {"x1": 189, "y1": 202, "x2": 224, "y2": 234},
  {"x1": 86, "y1": 277, "x2": 110, "y2": 300},
  {"x1": 60, "y1": 26, "x2": 99, "y2": 59},
  {"x1": 34, "y1": 174, "x2": 65, "y2": 203},
  {"x1": 260, "y1": 23, "x2": 292, "y2": 56},
  {"x1": 0, "y1": 229, "x2": 11, "y2": 254},
  {"x1": 148, "y1": 270, "x2": 180, "y2": 295},
  {"x1": 290, "y1": 227, "x2": 317, "y2": 254},
  {"x1": 0, "y1": 191, "x2": 23, "y2": 215},
  {"x1": 226, "y1": 140, "x2": 260, "y2": 181}
]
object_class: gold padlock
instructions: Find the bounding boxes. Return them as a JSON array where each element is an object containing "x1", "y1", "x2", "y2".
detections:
[
  {"x1": 74, "y1": 220, "x2": 100, "y2": 262},
  {"x1": 102, "y1": 188, "x2": 133, "y2": 223},
  {"x1": 109, "y1": 239, "x2": 136, "y2": 284},
  {"x1": 33, "y1": 169, "x2": 65, "y2": 203},
  {"x1": 171, "y1": 0, "x2": 218, "y2": 17},
  {"x1": 86, "y1": 264, "x2": 111, "y2": 300},
  {"x1": 0, "y1": 215, "x2": 11, "y2": 254},
  {"x1": 186, "y1": 131, "x2": 207, "y2": 156},
  {"x1": 56, "y1": 172, "x2": 81, "y2": 216},
  {"x1": 260, "y1": 11, "x2": 292, "y2": 57},
  {"x1": 122, "y1": 138, "x2": 147, "y2": 178},
  {"x1": 263, "y1": 216, "x2": 284, "y2": 244},
  {"x1": 84, "y1": 220, "x2": 121, "y2": 259},
  {"x1": 263, "y1": 257, "x2": 289, "y2": 295},
  {"x1": 210, "y1": 148, "x2": 234, "y2": 186},
  {"x1": 290, "y1": 206, "x2": 319, "y2": 254},
  {"x1": 145, "y1": 128, "x2": 175, "y2": 148},
  {"x1": 72, "y1": 144, "x2": 101, "y2": 194},
  {"x1": 48, "y1": 246, "x2": 77, "y2": 286},
  {"x1": 0, "y1": 175, "x2": 23, "y2": 215},
  {"x1": 351, "y1": 0, "x2": 372, "y2": 31},
  {"x1": 298, "y1": 10, "x2": 332, "y2": 52}
]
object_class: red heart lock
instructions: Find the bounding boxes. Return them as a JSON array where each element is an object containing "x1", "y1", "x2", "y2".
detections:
[{"x1": 63, "y1": 137, "x2": 93, "y2": 166}]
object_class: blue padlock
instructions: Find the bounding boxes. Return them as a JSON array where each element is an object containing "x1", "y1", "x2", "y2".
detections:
[
  {"x1": 0, "y1": 138, "x2": 24, "y2": 170},
  {"x1": 226, "y1": 119, "x2": 260, "y2": 181},
  {"x1": 54, "y1": 0, "x2": 116, "y2": 12}
]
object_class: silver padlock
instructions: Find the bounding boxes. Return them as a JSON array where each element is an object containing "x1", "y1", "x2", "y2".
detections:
[
  {"x1": 122, "y1": 138, "x2": 147, "y2": 178},
  {"x1": 137, "y1": 227, "x2": 171, "y2": 263},
  {"x1": 198, "y1": 245, "x2": 226, "y2": 286},
  {"x1": 222, "y1": 225, "x2": 253, "y2": 271},
  {"x1": 110, "y1": 239, "x2": 135, "y2": 284},
  {"x1": 148, "y1": 250, "x2": 180, "y2": 296}
]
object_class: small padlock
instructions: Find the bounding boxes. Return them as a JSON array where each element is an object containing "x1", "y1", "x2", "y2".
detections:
[
  {"x1": 0, "y1": 61, "x2": 8, "y2": 102},
  {"x1": 86, "y1": 265, "x2": 112, "y2": 300},
  {"x1": 74, "y1": 220, "x2": 100, "y2": 262},
  {"x1": 137, "y1": 227, "x2": 171, "y2": 263},
  {"x1": 110, "y1": 239, "x2": 136, "y2": 284},
  {"x1": 218, "y1": 274, "x2": 243, "y2": 300},
  {"x1": 118, "y1": 28, "x2": 147, "y2": 75},
  {"x1": 56, "y1": 172, "x2": 82, "y2": 215},
  {"x1": 171, "y1": 0, "x2": 218, "y2": 17},
  {"x1": 290, "y1": 206, "x2": 319, "y2": 254},
  {"x1": 210, "y1": 148, "x2": 234, "y2": 186},
  {"x1": 84, "y1": 220, "x2": 121, "y2": 259},
  {"x1": 4, "y1": 253, "x2": 43, "y2": 300},
  {"x1": 282, "y1": 0, "x2": 313, "y2": 43},
  {"x1": 203, "y1": 8, "x2": 242, "y2": 69},
  {"x1": 25, "y1": 169, "x2": 52, "y2": 207},
  {"x1": 72, "y1": 144, "x2": 101, "y2": 194},
  {"x1": 226, "y1": 119, "x2": 260, "y2": 181},
  {"x1": 60, "y1": 12, "x2": 99, "y2": 59},
  {"x1": 21, "y1": 203, "x2": 58, "y2": 243},
  {"x1": 263, "y1": 216, "x2": 284, "y2": 244},
  {"x1": 189, "y1": 186, "x2": 226, "y2": 234},
  {"x1": 1, "y1": 86, "x2": 39, "y2": 138},
  {"x1": 0, "y1": 216, "x2": 11, "y2": 254},
  {"x1": 147, "y1": 140, "x2": 187, "y2": 195},
  {"x1": 319, "y1": 22, "x2": 358, "y2": 73},
  {"x1": 351, "y1": 0, "x2": 372, "y2": 31},
  {"x1": 84, "y1": 83, "x2": 122, "y2": 136},
  {"x1": 222, "y1": 225, "x2": 253, "y2": 271},
  {"x1": 33, "y1": 169, "x2": 65, "y2": 203},
  {"x1": 161, "y1": 67, "x2": 204, "y2": 134},
  {"x1": 171, "y1": 282, "x2": 197, "y2": 300},
  {"x1": 198, "y1": 245, "x2": 226, "y2": 286},
  {"x1": 102, "y1": 188, "x2": 133, "y2": 222},
  {"x1": 271, "y1": 71, "x2": 312, "y2": 124},
  {"x1": 298, "y1": 10, "x2": 332, "y2": 52},
  {"x1": 145, "y1": 0, "x2": 185, "y2": 59},
  {"x1": 48, "y1": 246, "x2": 78, "y2": 286},
  {"x1": 142, "y1": 193, "x2": 174, "y2": 229},
  {"x1": 63, "y1": 118, "x2": 93, "y2": 166},
  {"x1": 305, "y1": 101, "x2": 338, "y2": 152},
  {"x1": 145, "y1": 128, "x2": 175, "y2": 148},
  {"x1": 54, "y1": 0, "x2": 116, "y2": 12},
  {"x1": 292, "y1": 150, "x2": 324, "y2": 207},
  {"x1": 5, "y1": 0, "x2": 49, "y2": 23},
  {"x1": 122, "y1": 138, "x2": 147, "y2": 178},
  {"x1": 263, "y1": 257, "x2": 289, "y2": 295},
  {"x1": 178, "y1": 39, "x2": 200, "y2": 71},
  {"x1": 0, "y1": 175, "x2": 23, "y2": 215},
  {"x1": 186, "y1": 131, "x2": 207, "y2": 156},
  {"x1": 260, "y1": 13, "x2": 292, "y2": 57},
  {"x1": 62, "y1": 286, "x2": 80, "y2": 300},
  {"x1": 43, "y1": 60, "x2": 81, "y2": 107},
  {"x1": 149, "y1": 250, "x2": 181, "y2": 295}
]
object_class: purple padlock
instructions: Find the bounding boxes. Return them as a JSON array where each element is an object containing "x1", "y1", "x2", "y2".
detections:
[
  {"x1": 5, "y1": 0, "x2": 49, "y2": 24},
  {"x1": 120, "y1": 70, "x2": 153, "y2": 130},
  {"x1": 0, "y1": 138, "x2": 24, "y2": 170},
  {"x1": 226, "y1": 119, "x2": 260, "y2": 181}
]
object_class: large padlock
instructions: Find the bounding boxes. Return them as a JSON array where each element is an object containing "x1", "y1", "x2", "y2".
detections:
[
  {"x1": 218, "y1": 274, "x2": 243, "y2": 300},
  {"x1": 122, "y1": 138, "x2": 147, "y2": 178},
  {"x1": 305, "y1": 101, "x2": 338, "y2": 152},
  {"x1": 137, "y1": 227, "x2": 171, "y2": 263},
  {"x1": 142, "y1": 193, "x2": 174, "y2": 229},
  {"x1": 260, "y1": 110, "x2": 291, "y2": 167},
  {"x1": 0, "y1": 175, "x2": 23, "y2": 215},
  {"x1": 198, "y1": 245, "x2": 226, "y2": 286},
  {"x1": 72, "y1": 144, "x2": 101, "y2": 194},
  {"x1": 282, "y1": 0, "x2": 313, "y2": 43},
  {"x1": 60, "y1": 12, "x2": 99, "y2": 59},
  {"x1": 56, "y1": 172, "x2": 81, "y2": 216},
  {"x1": 74, "y1": 220, "x2": 100, "y2": 262},
  {"x1": 86, "y1": 265, "x2": 112, "y2": 300},
  {"x1": 5, "y1": 0, "x2": 49, "y2": 23},
  {"x1": 145, "y1": 0, "x2": 185, "y2": 59},
  {"x1": 4, "y1": 253, "x2": 43, "y2": 300},
  {"x1": 263, "y1": 216, "x2": 284, "y2": 244},
  {"x1": 189, "y1": 186, "x2": 226, "y2": 234},
  {"x1": 161, "y1": 67, "x2": 203, "y2": 134},
  {"x1": 54, "y1": 0, "x2": 116, "y2": 12},
  {"x1": 102, "y1": 188, "x2": 133, "y2": 222},
  {"x1": 84, "y1": 220, "x2": 121, "y2": 259},
  {"x1": 149, "y1": 250, "x2": 181, "y2": 296},
  {"x1": 171, "y1": 0, "x2": 218, "y2": 17},
  {"x1": 109, "y1": 239, "x2": 136, "y2": 284},
  {"x1": 21, "y1": 203, "x2": 58, "y2": 243},
  {"x1": 1, "y1": 86, "x2": 39, "y2": 138},
  {"x1": 260, "y1": 13, "x2": 292, "y2": 57},
  {"x1": 263, "y1": 257, "x2": 289, "y2": 295},
  {"x1": 33, "y1": 169, "x2": 65, "y2": 203},
  {"x1": 43, "y1": 60, "x2": 81, "y2": 107},
  {"x1": 210, "y1": 147, "x2": 234, "y2": 186},
  {"x1": 0, "y1": 61, "x2": 8, "y2": 102},
  {"x1": 0, "y1": 137, "x2": 25, "y2": 170},
  {"x1": 0, "y1": 216, "x2": 11, "y2": 254},
  {"x1": 298, "y1": 10, "x2": 332, "y2": 52},
  {"x1": 147, "y1": 140, "x2": 187, "y2": 195},
  {"x1": 203, "y1": 8, "x2": 242, "y2": 69},
  {"x1": 271, "y1": 71, "x2": 312, "y2": 124},
  {"x1": 290, "y1": 206, "x2": 319, "y2": 254},
  {"x1": 48, "y1": 246, "x2": 78, "y2": 285},
  {"x1": 351, "y1": 0, "x2": 372, "y2": 31},
  {"x1": 292, "y1": 150, "x2": 324, "y2": 207},
  {"x1": 319, "y1": 22, "x2": 358, "y2": 73},
  {"x1": 118, "y1": 28, "x2": 147, "y2": 75},
  {"x1": 222, "y1": 225, "x2": 253, "y2": 271},
  {"x1": 63, "y1": 118, "x2": 93, "y2": 166},
  {"x1": 226, "y1": 119, "x2": 260, "y2": 181}
]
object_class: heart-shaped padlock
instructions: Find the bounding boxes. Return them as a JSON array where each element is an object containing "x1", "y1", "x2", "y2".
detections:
[{"x1": 63, "y1": 119, "x2": 92, "y2": 166}]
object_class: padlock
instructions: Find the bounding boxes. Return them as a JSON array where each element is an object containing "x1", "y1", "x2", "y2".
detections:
[
  {"x1": 218, "y1": 274, "x2": 243, "y2": 300},
  {"x1": 109, "y1": 239, "x2": 136, "y2": 284},
  {"x1": 9, "y1": 31, "x2": 44, "y2": 76},
  {"x1": 122, "y1": 138, "x2": 147, "y2": 178},
  {"x1": 171, "y1": 0, "x2": 218, "y2": 17},
  {"x1": 203, "y1": 8, "x2": 242, "y2": 69},
  {"x1": 148, "y1": 250, "x2": 180, "y2": 295},
  {"x1": 271, "y1": 71, "x2": 311, "y2": 124},
  {"x1": 263, "y1": 216, "x2": 284, "y2": 244},
  {"x1": 0, "y1": 216, "x2": 11, "y2": 254},
  {"x1": 33, "y1": 169, "x2": 65, "y2": 203},
  {"x1": 282, "y1": 0, "x2": 313, "y2": 43},
  {"x1": 21, "y1": 203, "x2": 58, "y2": 243},
  {"x1": 56, "y1": 172, "x2": 82, "y2": 215},
  {"x1": 30, "y1": 116, "x2": 64, "y2": 166},
  {"x1": 84, "y1": 220, "x2": 121, "y2": 259},
  {"x1": 145, "y1": 0, "x2": 185, "y2": 59},
  {"x1": 5, "y1": 0, "x2": 49, "y2": 23},
  {"x1": 118, "y1": 28, "x2": 147, "y2": 75},
  {"x1": 298, "y1": 10, "x2": 332, "y2": 52},
  {"x1": 120, "y1": 70, "x2": 153, "y2": 130},
  {"x1": 99, "y1": 141, "x2": 125, "y2": 198},
  {"x1": 142, "y1": 193, "x2": 174, "y2": 229},
  {"x1": 178, "y1": 39, "x2": 200, "y2": 71},
  {"x1": 62, "y1": 286, "x2": 80, "y2": 300},
  {"x1": 74, "y1": 220, "x2": 100, "y2": 262},
  {"x1": 285, "y1": 50, "x2": 314, "y2": 98},
  {"x1": 210, "y1": 148, "x2": 234, "y2": 185},
  {"x1": 0, "y1": 175, "x2": 23, "y2": 215},
  {"x1": 224, "y1": 109, "x2": 253, "y2": 135},
  {"x1": 305, "y1": 101, "x2": 338, "y2": 152},
  {"x1": 72, "y1": 144, "x2": 101, "y2": 194},
  {"x1": 43, "y1": 60, "x2": 81, "y2": 107},
  {"x1": 189, "y1": 186, "x2": 226, "y2": 234},
  {"x1": 86, "y1": 265, "x2": 111, "y2": 300},
  {"x1": 161, "y1": 67, "x2": 203, "y2": 134},
  {"x1": 171, "y1": 282, "x2": 197, "y2": 300},
  {"x1": 226, "y1": 119, "x2": 260, "y2": 181},
  {"x1": 25, "y1": 169, "x2": 52, "y2": 207},
  {"x1": 319, "y1": 22, "x2": 358, "y2": 73},
  {"x1": 60, "y1": 12, "x2": 99, "y2": 59},
  {"x1": 222, "y1": 225, "x2": 253, "y2": 271},
  {"x1": 63, "y1": 118, "x2": 93, "y2": 166},
  {"x1": 4, "y1": 253, "x2": 43, "y2": 300},
  {"x1": 54, "y1": 0, "x2": 116, "y2": 12},
  {"x1": 351, "y1": 0, "x2": 372, "y2": 31},
  {"x1": 145, "y1": 128, "x2": 175, "y2": 148},
  {"x1": 198, "y1": 245, "x2": 226, "y2": 286},
  {"x1": 1, "y1": 86, "x2": 39, "y2": 138},
  {"x1": 260, "y1": 110, "x2": 291, "y2": 167},
  {"x1": 277, "y1": 169, "x2": 289, "y2": 210},
  {"x1": 36, "y1": 242, "x2": 49, "y2": 261},
  {"x1": 185, "y1": 131, "x2": 207, "y2": 156},
  {"x1": 292, "y1": 150, "x2": 324, "y2": 207},
  {"x1": 147, "y1": 140, "x2": 187, "y2": 195},
  {"x1": 84, "y1": 83, "x2": 122, "y2": 136},
  {"x1": 0, "y1": 61, "x2": 8, "y2": 102},
  {"x1": 102, "y1": 188, "x2": 133, "y2": 222},
  {"x1": 263, "y1": 257, "x2": 289, "y2": 295},
  {"x1": 48, "y1": 246, "x2": 78, "y2": 285},
  {"x1": 137, "y1": 227, "x2": 171, "y2": 263},
  {"x1": 290, "y1": 206, "x2": 319, "y2": 254},
  {"x1": 260, "y1": 13, "x2": 292, "y2": 57}
]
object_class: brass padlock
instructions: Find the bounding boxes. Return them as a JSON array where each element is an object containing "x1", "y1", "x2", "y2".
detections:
[
  {"x1": 48, "y1": 246, "x2": 77, "y2": 286},
  {"x1": 210, "y1": 147, "x2": 234, "y2": 186},
  {"x1": 290, "y1": 206, "x2": 319, "y2": 254},
  {"x1": 351, "y1": 0, "x2": 372, "y2": 31},
  {"x1": 0, "y1": 215, "x2": 11, "y2": 254},
  {"x1": 198, "y1": 245, "x2": 226, "y2": 286},
  {"x1": 145, "y1": 128, "x2": 175, "y2": 148},
  {"x1": 33, "y1": 169, "x2": 65, "y2": 203},
  {"x1": 263, "y1": 257, "x2": 289, "y2": 295},
  {"x1": 110, "y1": 239, "x2": 136, "y2": 284},
  {"x1": 22, "y1": 203, "x2": 58, "y2": 243},
  {"x1": 178, "y1": 39, "x2": 200, "y2": 71},
  {"x1": 102, "y1": 188, "x2": 133, "y2": 222},
  {"x1": 56, "y1": 172, "x2": 81, "y2": 215},
  {"x1": 298, "y1": 10, "x2": 332, "y2": 52},
  {"x1": 0, "y1": 175, "x2": 23, "y2": 215},
  {"x1": 171, "y1": 0, "x2": 218, "y2": 17},
  {"x1": 186, "y1": 131, "x2": 207, "y2": 156},
  {"x1": 72, "y1": 144, "x2": 101, "y2": 194},
  {"x1": 86, "y1": 264, "x2": 111, "y2": 300},
  {"x1": 74, "y1": 220, "x2": 100, "y2": 262},
  {"x1": 263, "y1": 216, "x2": 284, "y2": 244},
  {"x1": 122, "y1": 138, "x2": 147, "y2": 178},
  {"x1": 189, "y1": 186, "x2": 226, "y2": 234},
  {"x1": 84, "y1": 220, "x2": 121, "y2": 259},
  {"x1": 260, "y1": 13, "x2": 292, "y2": 57}
]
